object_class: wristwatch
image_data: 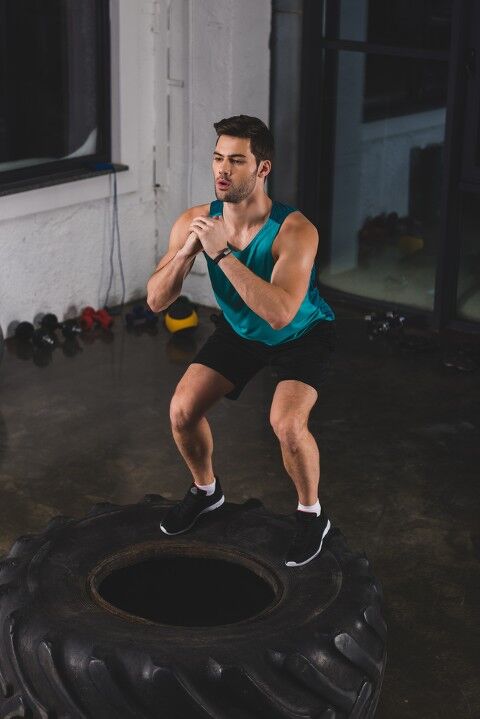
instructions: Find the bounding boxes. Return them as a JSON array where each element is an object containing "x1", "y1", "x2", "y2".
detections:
[{"x1": 213, "y1": 247, "x2": 233, "y2": 264}]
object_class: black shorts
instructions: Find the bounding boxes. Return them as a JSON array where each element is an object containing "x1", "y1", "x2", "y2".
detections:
[{"x1": 191, "y1": 313, "x2": 337, "y2": 401}]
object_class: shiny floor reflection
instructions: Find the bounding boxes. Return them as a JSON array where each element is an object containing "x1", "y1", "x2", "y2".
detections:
[{"x1": 0, "y1": 300, "x2": 478, "y2": 719}]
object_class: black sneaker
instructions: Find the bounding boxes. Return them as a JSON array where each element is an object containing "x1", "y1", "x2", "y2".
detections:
[
  {"x1": 159, "y1": 475, "x2": 224, "y2": 535},
  {"x1": 285, "y1": 509, "x2": 331, "y2": 567}
]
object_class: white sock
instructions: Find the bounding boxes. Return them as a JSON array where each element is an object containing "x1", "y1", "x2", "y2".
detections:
[
  {"x1": 195, "y1": 477, "x2": 216, "y2": 496},
  {"x1": 297, "y1": 500, "x2": 321, "y2": 516}
]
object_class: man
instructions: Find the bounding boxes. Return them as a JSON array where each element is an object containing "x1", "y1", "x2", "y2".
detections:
[{"x1": 146, "y1": 115, "x2": 336, "y2": 567}]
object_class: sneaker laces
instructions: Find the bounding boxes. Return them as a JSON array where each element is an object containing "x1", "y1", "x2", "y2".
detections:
[{"x1": 169, "y1": 484, "x2": 207, "y2": 520}]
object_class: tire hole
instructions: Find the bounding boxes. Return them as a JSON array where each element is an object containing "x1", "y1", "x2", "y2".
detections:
[{"x1": 95, "y1": 555, "x2": 278, "y2": 627}]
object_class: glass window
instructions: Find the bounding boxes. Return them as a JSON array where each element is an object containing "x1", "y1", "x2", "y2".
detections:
[
  {"x1": 318, "y1": 50, "x2": 449, "y2": 311},
  {"x1": 325, "y1": 0, "x2": 452, "y2": 52},
  {"x1": 0, "y1": 0, "x2": 109, "y2": 185},
  {"x1": 364, "y1": 54, "x2": 448, "y2": 122}
]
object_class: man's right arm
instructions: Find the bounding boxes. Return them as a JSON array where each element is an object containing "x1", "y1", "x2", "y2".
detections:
[{"x1": 146, "y1": 208, "x2": 206, "y2": 313}]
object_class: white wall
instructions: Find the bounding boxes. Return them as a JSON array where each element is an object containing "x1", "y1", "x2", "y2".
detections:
[
  {"x1": 180, "y1": 0, "x2": 272, "y2": 307},
  {"x1": 0, "y1": 0, "x2": 271, "y2": 337}
]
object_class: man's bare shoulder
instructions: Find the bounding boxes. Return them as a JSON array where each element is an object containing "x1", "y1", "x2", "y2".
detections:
[
  {"x1": 184, "y1": 203, "x2": 212, "y2": 220},
  {"x1": 172, "y1": 203, "x2": 211, "y2": 229},
  {"x1": 275, "y1": 210, "x2": 318, "y2": 251}
]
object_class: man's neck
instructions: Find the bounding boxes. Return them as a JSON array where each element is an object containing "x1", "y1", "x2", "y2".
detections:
[{"x1": 222, "y1": 193, "x2": 272, "y2": 233}]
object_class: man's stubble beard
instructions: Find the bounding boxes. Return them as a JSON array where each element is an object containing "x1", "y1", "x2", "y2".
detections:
[{"x1": 215, "y1": 167, "x2": 259, "y2": 204}]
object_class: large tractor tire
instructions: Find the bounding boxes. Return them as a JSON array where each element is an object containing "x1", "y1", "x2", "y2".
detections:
[{"x1": 0, "y1": 496, "x2": 387, "y2": 718}]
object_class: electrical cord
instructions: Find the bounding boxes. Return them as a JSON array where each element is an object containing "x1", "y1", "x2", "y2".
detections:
[
  {"x1": 103, "y1": 166, "x2": 126, "y2": 312},
  {"x1": 90, "y1": 162, "x2": 126, "y2": 313}
]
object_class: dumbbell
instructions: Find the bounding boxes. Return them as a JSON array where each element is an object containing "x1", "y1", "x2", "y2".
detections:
[
  {"x1": 364, "y1": 310, "x2": 406, "y2": 339},
  {"x1": 11, "y1": 320, "x2": 55, "y2": 366},
  {"x1": 80, "y1": 307, "x2": 114, "y2": 331},
  {"x1": 39, "y1": 313, "x2": 82, "y2": 340},
  {"x1": 14, "y1": 315, "x2": 83, "y2": 359},
  {"x1": 125, "y1": 305, "x2": 159, "y2": 328},
  {"x1": 15, "y1": 320, "x2": 57, "y2": 349},
  {"x1": 41, "y1": 315, "x2": 84, "y2": 357},
  {"x1": 14, "y1": 322, "x2": 35, "y2": 342}
]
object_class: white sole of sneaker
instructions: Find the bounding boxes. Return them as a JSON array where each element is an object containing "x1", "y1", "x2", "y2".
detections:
[
  {"x1": 159, "y1": 495, "x2": 225, "y2": 536},
  {"x1": 285, "y1": 519, "x2": 331, "y2": 567}
]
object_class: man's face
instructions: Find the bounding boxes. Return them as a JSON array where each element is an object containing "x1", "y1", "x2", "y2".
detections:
[{"x1": 212, "y1": 135, "x2": 266, "y2": 203}]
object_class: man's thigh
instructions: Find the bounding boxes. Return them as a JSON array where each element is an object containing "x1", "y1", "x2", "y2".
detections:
[
  {"x1": 269, "y1": 321, "x2": 336, "y2": 400},
  {"x1": 171, "y1": 363, "x2": 236, "y2": 421},
  {"x1": 189, "y1": 326, "x2": 265, "y2": 402}
]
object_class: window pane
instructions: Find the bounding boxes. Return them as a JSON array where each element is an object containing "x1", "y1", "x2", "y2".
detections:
[
  {"x1": 364, "y1": 54, "x2": 447, "y2": 122},
  {"x1": 325, "y1": 0, "x2": 452, "y2": 52},
  {"x1": 456, "y1": 193, "x2": 480, "y2": 322},
  {"x1": 318, "y1": 50, "x2": 449, "y2": 311},
  {"x1": 0, "y1": 0, "x2": 101, "y2": 173}
]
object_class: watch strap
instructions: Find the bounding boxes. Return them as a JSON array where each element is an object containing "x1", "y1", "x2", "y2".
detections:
[{"x1": 213, "y1": 247, "x2": 232, "y2": 264}]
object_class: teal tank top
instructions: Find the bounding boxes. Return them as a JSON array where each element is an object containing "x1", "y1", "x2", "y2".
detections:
[{"x1": 204, "y1": 199, "x2": 335, "y2": 346}]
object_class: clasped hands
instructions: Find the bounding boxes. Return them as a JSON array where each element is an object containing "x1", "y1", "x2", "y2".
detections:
[{"x1": 187, "y1": 215, "x2": 232, "y2": 260}]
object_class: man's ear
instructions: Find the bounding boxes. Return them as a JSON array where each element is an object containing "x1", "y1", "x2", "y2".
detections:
[{"x1": 259, "y1": 160, "x2": 271, "y2": 178}]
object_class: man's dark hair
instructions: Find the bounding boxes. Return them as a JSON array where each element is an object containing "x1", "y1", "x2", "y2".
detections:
[{"x1": 213, "y1": 115, "x2": 274, "y2": 167}]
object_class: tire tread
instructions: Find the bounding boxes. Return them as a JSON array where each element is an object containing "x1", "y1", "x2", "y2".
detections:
[
  {"x1": 333, "y1": 634, "x2": 381, "y2": 682},
  {"x1": 3, "y1": 612, "x2": 49, "y2": 719},
  {"x1": 37, "y1": 640, "x2": 88, "y2": 719}
]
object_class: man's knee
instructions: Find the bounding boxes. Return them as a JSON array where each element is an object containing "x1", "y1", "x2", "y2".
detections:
[
  {"x1": 169, "y1": 393, "x2": 200, "y2": 431},
  {"x1": 270, "y1": 413, "x2": 307, "y2": 450}
]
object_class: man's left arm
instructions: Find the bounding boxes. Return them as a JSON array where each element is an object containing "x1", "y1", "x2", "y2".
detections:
[{"x1": 217, "y1": 217, "x2": 319, "y2": 329}]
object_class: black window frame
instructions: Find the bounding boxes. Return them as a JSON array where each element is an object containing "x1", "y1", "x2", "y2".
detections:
[
  {"x1": 298, "y1": 0, "x2": 479, "y2": 334},
  {"x1": 0, "y1": 0, "x2": 116, "y2": 196}
]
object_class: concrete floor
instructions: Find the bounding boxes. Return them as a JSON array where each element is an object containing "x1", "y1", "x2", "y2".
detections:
[{"x1": 0, "y1": 299, "x2": 479, "y2": 718}]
